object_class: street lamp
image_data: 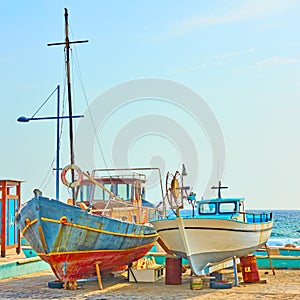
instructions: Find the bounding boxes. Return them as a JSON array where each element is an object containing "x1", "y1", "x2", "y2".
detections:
[{"x1": 17, "y1": 85, "x2": 84, "y2": 200}]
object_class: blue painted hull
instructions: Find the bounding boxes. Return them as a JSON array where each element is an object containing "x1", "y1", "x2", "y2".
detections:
[{"x1": 15, "y1": 196, "x2": 158, "y2": 281}]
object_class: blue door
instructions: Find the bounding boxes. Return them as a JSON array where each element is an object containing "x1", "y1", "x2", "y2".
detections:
[{"x1": 6, "y1": 199, "x2": 18, "y2": 246}]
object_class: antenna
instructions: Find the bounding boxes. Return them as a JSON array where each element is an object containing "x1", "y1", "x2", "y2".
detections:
[{"x1": 211, "y1": 181, "x2": 228, "y2": 198}]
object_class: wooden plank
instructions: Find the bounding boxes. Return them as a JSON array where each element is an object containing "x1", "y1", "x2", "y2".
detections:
[
  {"x1": 157, "y1": 237, "x2": 174, "y2": 256},
  {"x1": 265, "y1": 244, "x2": 275, "y2": 275}
]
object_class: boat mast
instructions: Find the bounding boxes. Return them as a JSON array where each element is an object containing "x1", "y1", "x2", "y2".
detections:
[
  {"x1": 48, "y1": 8, "x2": 88, "y2": 201},
  {"x1": 64, "y1": 8, "x2": 75, "y2": 172}
]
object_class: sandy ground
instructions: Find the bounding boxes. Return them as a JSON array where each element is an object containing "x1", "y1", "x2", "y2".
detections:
[
  {"x1": 0, "y1": 265, "x2": 300, "y2": 299},
  {"x1": 1, "y1": 249, "x2": 300, "y2": 299}
]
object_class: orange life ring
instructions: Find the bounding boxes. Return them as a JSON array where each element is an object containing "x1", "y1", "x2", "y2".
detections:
[{"x1": 61, "y1": 164, "x2": 83, "y2": 188}]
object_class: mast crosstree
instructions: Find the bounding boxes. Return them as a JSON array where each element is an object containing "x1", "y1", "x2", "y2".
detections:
[{"x1": 211, "y1": 181, "x2": 228, "y2": 199}]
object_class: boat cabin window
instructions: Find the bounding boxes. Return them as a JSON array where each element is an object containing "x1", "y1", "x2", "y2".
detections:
[
  {"x1": 198, "y1": 201, "x2": 238, "y2": 215},
  {"x1": 199, "y1": 203, "x2": 216, "y2": 214},
  {"x1": 219, "y1": 202, "x2": 237, "y2": 214},
  {"x1": 75, "y1": 176, "x2": 144, "y2": 203},
  {"x1": 77, "y1": 183, "x2": 131, "y2": 202},
  {"x1": 77, "y1": 185, "x2": 91, "y2": 202},
  {"x1": 95, "y1": 184, "x2": 111, "y2": 201},
  {"x1": 93, "y1": 183, "x2": 131, "y2": 201},
  {"x1": 116, "y1": 184, "x2": 131, "y2": 200}
]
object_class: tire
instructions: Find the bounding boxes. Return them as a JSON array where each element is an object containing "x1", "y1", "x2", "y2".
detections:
[
  {"x1": 210, "y1": 280, "x2": 232, "y2": 289},
  {"x1": 48, "y1": 281, "x2": 64, "y2": 289}
]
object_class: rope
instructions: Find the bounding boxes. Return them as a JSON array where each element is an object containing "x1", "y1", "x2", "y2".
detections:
[
  {"x1": 69, "y1": 24, "x2": 110, "y2": 171},
  {"x1": 30, "y1": 88, "x2": 58, "y2": 119}
]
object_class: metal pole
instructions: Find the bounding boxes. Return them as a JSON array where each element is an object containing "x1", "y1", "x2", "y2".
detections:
[
  {"x1": 233, "y1": 256, "x2": 239, "y2": 286},
  {"x1": 181, "y1": 165, "x2": 184, "y2": 211},
  {"x1": 56, "y1": 85, "x2": 60, "y2": 200}
]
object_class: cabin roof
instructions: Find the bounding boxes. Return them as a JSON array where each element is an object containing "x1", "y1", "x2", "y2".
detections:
[
  {"x1": 197, "y1": 197, "x2": 245, "y2": 203},
  {"x1": 80, "y1": 177, "x2": 146, "y2": 185}
]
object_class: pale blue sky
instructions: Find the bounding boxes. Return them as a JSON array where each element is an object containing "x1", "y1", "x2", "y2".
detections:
[{"x1": 1, "y1": 1, "x2": 300, "y2": 209}]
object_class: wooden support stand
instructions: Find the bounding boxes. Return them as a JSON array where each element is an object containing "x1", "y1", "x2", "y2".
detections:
[
  {"x1": 264, "y1": 244, "x2": 276, "y2": 275},
  {"x1": 95, "y1": 263, "x2": 103, "y2": 290},
  {"x1": 157, "y1": 237, "x2": 175, "y2": 256},
  {"x1": 128, "y1": 264, "x2": 137, "y2": 283}
]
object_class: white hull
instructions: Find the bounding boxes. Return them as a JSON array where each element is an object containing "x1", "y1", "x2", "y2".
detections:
[{"x1": 152, "y1": 217, "x2": 273, "y2": 275}]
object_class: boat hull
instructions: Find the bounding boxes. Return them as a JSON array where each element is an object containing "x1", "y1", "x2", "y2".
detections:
[
  {"x1": 16, "y1": 196, "x2": 158, "y2": 282},
  {"x1": 41, "y1": 244, "x2": 153, "y2": 281},
  {"x1": 151, "y1": 217, "x2": 273, "y2": 275}
]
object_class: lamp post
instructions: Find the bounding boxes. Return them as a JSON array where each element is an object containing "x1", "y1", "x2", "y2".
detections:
[{"x1": 17, "y1": 85, "x2": 84, "y2": 200}]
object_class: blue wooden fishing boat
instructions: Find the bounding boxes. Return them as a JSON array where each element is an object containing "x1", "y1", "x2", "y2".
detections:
[
  {"x1": 15, "y1": 9, "x2": 159, "y2": 287},
  {"x1": 150, "y1": 165, "x2": 274, "y2": 275},
  {"x1": 16, "y1": 177, "x2": 158, "y2": 283}
]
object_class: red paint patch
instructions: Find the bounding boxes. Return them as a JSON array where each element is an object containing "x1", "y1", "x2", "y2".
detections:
[{"x1": 40, "y1": 243, "x2": 154, "y2": 281}]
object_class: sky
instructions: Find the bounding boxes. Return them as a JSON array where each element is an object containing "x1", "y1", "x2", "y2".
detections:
[{"x1": 1, "y1": 0, "x2": 300, "y2": 210}]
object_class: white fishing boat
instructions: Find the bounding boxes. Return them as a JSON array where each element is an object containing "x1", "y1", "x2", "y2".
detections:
[{"x1": 150, "y1": 165, "x2": 274, "y2": 275}]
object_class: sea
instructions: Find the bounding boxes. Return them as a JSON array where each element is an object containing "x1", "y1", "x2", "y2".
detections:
[
  {"x1": 254, "y1": 210, "x2": 300, "y2": 247},
  {"x1": 178, "y1": 209, "x2": 300, "y2": 247}
]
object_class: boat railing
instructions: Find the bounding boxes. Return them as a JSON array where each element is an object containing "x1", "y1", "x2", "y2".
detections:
[
  {"x1": 233, "y1": 211, "x2": 273, "y2": 223},
  {"x1": 88, "y1": 197, "x2": 162, "y2": 224},
  {"x1": 91, "y1": 169, "x2": 147, "y2": 182}
]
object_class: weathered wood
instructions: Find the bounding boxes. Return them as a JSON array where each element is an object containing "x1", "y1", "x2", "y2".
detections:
[
  {"x1": 264, "y1": 244, "x2": 276, "y2": 275},
  {"x1": 157, "y1": 237, "x2": 175, "y2": 256}
]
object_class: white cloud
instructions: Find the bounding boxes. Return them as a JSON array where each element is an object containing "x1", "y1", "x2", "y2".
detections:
[
  {"x1": 167, "y1": 48, "x2": 254, "y2": 74},
  {"x1": 170, "y1": 0, "x2": 298, "y2": 36},
  {"x1": 252, "y1": 56, "x2": 300, "y2": 68},
  {"x1": 208, "y1": 49, "x2": 255, "y2": 59}
]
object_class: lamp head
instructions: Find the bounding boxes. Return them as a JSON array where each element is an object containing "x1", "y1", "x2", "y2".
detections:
[{"x1": 17, "y1": 116, "x2": 30, "y2": 122}]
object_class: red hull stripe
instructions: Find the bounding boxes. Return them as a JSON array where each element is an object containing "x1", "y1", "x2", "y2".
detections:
[
  {"x1": 39, "y1": 242, "x2": 155, "y2": 281},
  {"x1": 41, "y1": 216, "x2": 158, "y2": 238}
]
